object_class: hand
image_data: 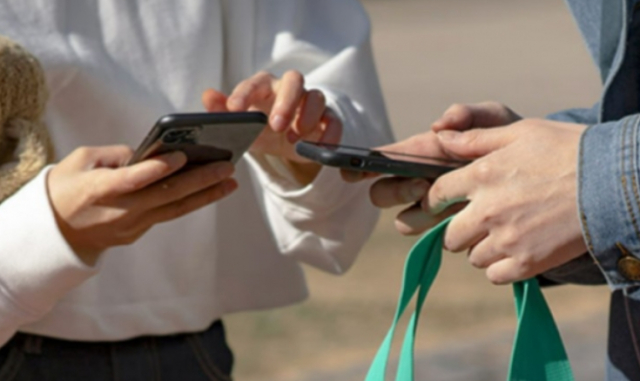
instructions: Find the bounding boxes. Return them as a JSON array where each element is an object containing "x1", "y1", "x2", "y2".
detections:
[
  {"x1": 202, "y1": 70, "x2": 343, "y2": 184},
  {"x1": 342, "y1": 131, "x2": 465, "y2": 234},
  {"x1": 430, "y1": 119, "x2": 588, "y2": 284},
  {"x1": 48, "y1": 146, "x2": 238, "y2": 265},
  {"x1": 341, "y1": 101, "x2": 521, "y2": 234}
]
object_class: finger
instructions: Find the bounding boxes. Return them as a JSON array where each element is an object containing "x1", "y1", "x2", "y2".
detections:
[
  {"x1": 227, "y1": 71, "x2": 274, "y2": 112},
  {"x1": 340, "y1": 169, "x2": 380, "y2": 183},
  {"x1": 292, "y1": 90, "x2": 326, "y2": 140},
  {"x1": 396, "y1": 201, "x2": 466, "y2": 236},
  {"x1": 431, "y1": 102, "x2": 520, "y2": 132},
  {"x1": 466, "y1": 236, "x2": 508, "y2": 270},
  {"x1": 485, "y1": 257, "x2": 530, "y2": 285},
  {"x1": 202, "y1": 89, "x2": 229, "y2": 112},
  {"x1": 376, "y1": 131, "x2": 453, "y2": 161},
  {"x1": 436, "y1": 126, "x2": 516, "y2": 159},
  {"x1": 370, "y1": 177, "x2": 430, "y2": 208},
  {"x1": 124, "y1": 161, "x2": 235, "y2": 210},
  {"x1": 270, "y1": 70, "x2": 305, "y2": 132},
  {"x1": 69, "y1": 145, "x2": 134, "y2": 170},
  {"x1": 142, "y1": 178, "x2": 238, "y2": 225},
  {"x1": 317, "y1": 108, "x2": 343, "y2": 145},
  {"x1": 427, "y1": 169, "x2": 472, "y2": 214},
  {"x1": 93, "y1": 151, "x2": 187, "y2": 198},
  {"x1": 442, "y1": 203, "x2": 487, "y2": 252}
]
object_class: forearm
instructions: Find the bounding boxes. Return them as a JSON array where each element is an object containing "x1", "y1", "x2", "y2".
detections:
[{"x1": 0, "y1": 168, "x2": 96, "y2": 345}]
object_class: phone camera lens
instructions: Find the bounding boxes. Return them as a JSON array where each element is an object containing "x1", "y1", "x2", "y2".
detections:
[
  {"x1": 162, "y1": 129, "x2": 191, "y2": 144},
  {"x1": 350, "y1": 157, "x2": 364, "y2": 168}
]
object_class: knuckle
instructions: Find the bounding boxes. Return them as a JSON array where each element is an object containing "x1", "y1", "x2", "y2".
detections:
[
  {"x1": 470, "y1": 160, "x2": 493, "y2": 183},
  {"x1": 73, "y1": 146, "x2": 93, "y2": 162},
  {"x1": 447, "y1": 103, "x2": 471, "y2": 117},
  {"x1": 284, "y1": 70, "x2": 304, "y2": 86},
  {"x1": 497, "y1": 226, "x2": 521, "y2": 252},
  {"x1": 255, "y1": 70, "x2": 273, "y2": 80},
  {"x1": 514, "y1": 254, "x2": 533, "y2": 276},
  {"x1": 309, "y1": 89, "x2": 326, "y2": 104}
]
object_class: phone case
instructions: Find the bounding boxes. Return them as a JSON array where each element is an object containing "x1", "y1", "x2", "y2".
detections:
[
  {"x1": 129, "y1": 112, "x2": 267, "y2": 165},
  {"x1": 295, "y1": 141, "x2": 461, "y2": 179}
]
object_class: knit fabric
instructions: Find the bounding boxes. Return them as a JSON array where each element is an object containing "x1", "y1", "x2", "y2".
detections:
[{"x1": 0, "y1": 35, "x2": 52, "y2": 202}]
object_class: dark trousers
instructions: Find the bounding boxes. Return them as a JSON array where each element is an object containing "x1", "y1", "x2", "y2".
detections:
[{"x1": 0, "y1": 320, "x2": 234, "y2": 381}]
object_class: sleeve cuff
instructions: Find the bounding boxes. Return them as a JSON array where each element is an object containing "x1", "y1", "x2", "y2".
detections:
[
  {"x1": 579, "y1": 114, "x2": 640, "y2": 289},
  {"x1": 0, "y1": 166, "x2": 97, "y2": 319}
]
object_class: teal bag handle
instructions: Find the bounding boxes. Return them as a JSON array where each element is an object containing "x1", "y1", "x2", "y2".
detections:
[{"x1": 365, "y1": 217, "x2": 574, "y2": 381}]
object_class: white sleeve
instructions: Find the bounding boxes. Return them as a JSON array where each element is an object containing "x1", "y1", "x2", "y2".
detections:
[
  {"x1": 0, "y1": 167, "x2": 97, "y2": 345},
  {"x1": 245, "y1": 0, "x2": 394, "y2": 274}
]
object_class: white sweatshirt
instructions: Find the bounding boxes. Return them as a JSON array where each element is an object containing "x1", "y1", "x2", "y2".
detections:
[{"x1": 0, "y1": 0, "x2": 393, "y2": 344}]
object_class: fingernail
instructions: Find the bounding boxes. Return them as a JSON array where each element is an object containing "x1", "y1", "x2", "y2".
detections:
[
  {"x1": 271, "y1": 115, "x2": 287, "y2": 132},
  {"x1": 214, "y1": 162, "x2": 235, "y2": 178},
  {"x1": 286, "y1": 130, "x2": 299, "y2": 144},
  {"x1": 437, "y1": 130, "x2": 460, "y2": 142},
  {"x1": 410, "y1": 179, "x2": 429, "y2": 199}
]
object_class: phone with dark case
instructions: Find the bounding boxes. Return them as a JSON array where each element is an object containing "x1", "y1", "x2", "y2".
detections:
[
  {"x1": 295, "y1": 141, "x2": 464, "y2": 179},
  {"x1": 128, "y1": 112, "x2": 267, "y2": 166}
]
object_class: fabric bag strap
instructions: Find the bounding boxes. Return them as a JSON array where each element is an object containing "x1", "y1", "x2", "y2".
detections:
[{"x1": 365, "y1": 217, "x2": 574, "y2": 381}]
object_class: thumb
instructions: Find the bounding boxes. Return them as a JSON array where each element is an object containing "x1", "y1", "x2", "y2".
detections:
[
  {"x1": 436, "y1": 127, "x2": 514, "y2": 159},
  {"x1": 202, "y1": 89, "x2": 228, "y2": 112}
]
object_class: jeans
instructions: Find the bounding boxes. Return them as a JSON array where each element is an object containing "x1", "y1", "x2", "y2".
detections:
[{"x1": 0, "y1": 320, "x2": 234, "y2": 381}]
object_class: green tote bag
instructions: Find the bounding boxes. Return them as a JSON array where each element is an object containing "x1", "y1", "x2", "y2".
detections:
[{"x1": 365, "y1": 217, "x2": 574, "y2": 381}]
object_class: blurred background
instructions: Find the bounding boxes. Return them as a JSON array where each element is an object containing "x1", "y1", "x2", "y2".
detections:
[{"x1": 226, "y1": 0, "x2": 609, "y2": 380}]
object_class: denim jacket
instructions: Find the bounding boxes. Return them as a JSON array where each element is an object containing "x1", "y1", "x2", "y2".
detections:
[{"x1": 542, "y1": 0, "x2": 640, "y2": 379}]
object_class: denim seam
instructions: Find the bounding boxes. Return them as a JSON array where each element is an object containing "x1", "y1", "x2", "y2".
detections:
[
  {"x1": 578, "y1": 126, "x2": 596, "y2": 254},
  {"x1": 620, "y1": 118, "x2": 640, "y2": 244},
  {"x1": 631, "y1": 116, "x2": 640, "y2": 244},
  {"x1": 185, "y1": 336, "x2": 229, "y2": 381}
]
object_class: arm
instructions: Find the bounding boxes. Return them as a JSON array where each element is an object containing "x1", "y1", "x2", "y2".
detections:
[
  {"x1": 577, "y1": 113, "x2": 640, "y2": 289},
  {"x1": 0, "y1": 147, "x2": 237, "y2": 346},
  {"x1": 246, "y1": 0, "x2": 394, "y2": 273},
  {"x1": 0, "y1": 169, "x2": 96, "y2": 346}
]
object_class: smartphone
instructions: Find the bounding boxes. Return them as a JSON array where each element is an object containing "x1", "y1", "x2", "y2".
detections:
[
  {"x1": 295, "y1": 141, "x2": 464, "y2": 179},
  {"x1": 128, "y1": 112, "x2": 267, "y2": 165}
]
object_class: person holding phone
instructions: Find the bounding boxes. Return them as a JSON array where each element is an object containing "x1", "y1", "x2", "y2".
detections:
[
  {"x1": 344, "y1": 1, "x2": 639, "y2": 379},
  {"x1": 0, "y1": 1, "x2": 393, "y2": 379}
]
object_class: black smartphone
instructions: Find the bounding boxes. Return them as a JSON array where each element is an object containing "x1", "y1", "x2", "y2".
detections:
[
  {"x1": 295, "y1": 141, "x2": 464, "y2": 179},
  {"x1": 128, "y1": 112, "x2": 267, "y2": 165}
]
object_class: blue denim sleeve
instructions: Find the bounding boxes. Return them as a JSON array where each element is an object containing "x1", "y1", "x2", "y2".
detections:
[
  {"x1": 579, "y1": 113, "x2": 640, "y2": 290},
  {"x1": 546, "y1": 103, "x2": 600, "y2": 124}
]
